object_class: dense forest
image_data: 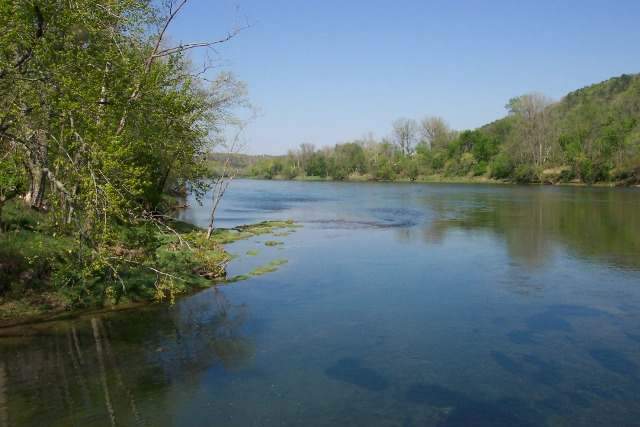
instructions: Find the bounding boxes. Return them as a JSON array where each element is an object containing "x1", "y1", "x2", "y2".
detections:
[
  {"x1": 0, "y1": 1, "x2": 256, "y2": 317},
  {"x1": 248, "y1": 74, "x2": 640, "y2": 185}
]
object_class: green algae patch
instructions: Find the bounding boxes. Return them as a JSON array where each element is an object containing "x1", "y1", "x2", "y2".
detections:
[
  {"x1": 249, "y1": 259, "x2": 288, "y2": 277},
  {"x1": 246, "y1": 249, "x2": 260, "y2": 256},
  {"x1": 264, "y1": 240, "x2": 284, "y2": 247},
  {"x1": 225, "y1": 274, "x2": 251, "y2": 283},
  {"x1": 206, "y1": 220, "x2": 299, "y2": 244},
  {"x1": 224, "y1": 258, "x2": 288, "y2": 283}
]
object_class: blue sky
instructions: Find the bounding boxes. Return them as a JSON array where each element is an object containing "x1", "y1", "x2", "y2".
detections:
[{"x1": 168, "y1": 0, "x2": 640, "y2": 154}]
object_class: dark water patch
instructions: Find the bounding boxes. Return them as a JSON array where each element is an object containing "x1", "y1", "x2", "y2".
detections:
[
  {"x1": 324, "y1": 358, "x2": 389, "y2": 391},
  {"x1": 535, "y1": 397, "x2": 565, "y2": 414},
  {"x1": 236, "y1": 193, "x2": 325, "y2": 213},
  {"x1": 368, "y1": 207, "x2": 423, "y2": 227},
  {"x1": 525, "y1": 312, "x2": 572, "y2": 332},
  {"x1": 402, "y1": 415, "x2": 415, "y2": 427},
  {"x1": 576, "y1": 383, "x2": 618, "y2": 399},
  {"x1": 405, "y1": 383, "x2": 464, "y2": 406},
  {"x1": 508, "y1": 330, "x2": 537, "y2": 345},
  {"x1": 589, "y1": 348, "x2": 638, "y2": 378},
  {"x1": 546, "y1": 304, "x2": 608, "y2": 318},
  {"x1": 522, "y1": 305, "x2": 610, "y2": 335},
  {"x1": 625, "y1": 332, "x2": 640, "y2": 344},
  {"x1": 492, "y1": 351, "x2": 524, "y2": 375},
  {"x1": 405, "y1": 383, "x2": 540, "y2": 426},
  {"x1": 492, "y1": 352, "x2": 563, "y2": 386},
  {"x1": 565, "y1": 392, "x2": 592, "y2": 408},
  {"x1": 522, "y1": 355, "x2": 563, "y2": 386},
  {"x1": 444, "y1": 398, "x2": 539, "y2": 427},
  {"x1": 521, "y1": 354, "x2": 548, "y2": 368}
]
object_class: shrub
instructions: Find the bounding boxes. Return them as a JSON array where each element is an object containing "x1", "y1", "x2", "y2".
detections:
[
  {"x1": 489, "y1": 153, "x2": 514, "y2": 179},
  {"x1": 513, "y1": 164, "x2": 538, "y2": 183}
]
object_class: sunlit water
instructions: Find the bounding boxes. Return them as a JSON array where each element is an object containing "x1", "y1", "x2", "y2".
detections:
[{"x1": 2, "y1": 180, "x2": 640, "y2": 426}]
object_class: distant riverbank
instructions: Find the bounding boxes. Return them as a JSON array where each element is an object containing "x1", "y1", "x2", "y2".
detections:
[{"x1": 241, "y1": 173, "x2": 632, "y2": 187}]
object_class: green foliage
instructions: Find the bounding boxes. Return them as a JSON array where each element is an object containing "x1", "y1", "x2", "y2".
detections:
[
  {"x1": 489, "y1": 153, "x2": 514, "y2": 179},
  {"x1": 513, "y1": 164, "x2": 539, "y2": 184},
  {"x1": 0, "y1": 1, "x2": 249, "y2": 314}
]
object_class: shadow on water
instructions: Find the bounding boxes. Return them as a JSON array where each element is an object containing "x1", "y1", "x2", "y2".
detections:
[
  {"x1": 508, "y1": 304, "x2": 612, "y2": 344},
  {"x1": 0, "y1": 289, "x2": 253, "y2": 426},
  {"x1": 405, "y1": 383, "x2": 541, "y2": 426},
  {"x1": 491, "y1": 352, "x2": 564, "y2": 386},
  {"x1": 589, "y1": 348, "x2": 639, "y2": 379},
  {"x1": 324, "y1": 358, "x2": 389, "y2": 391}
]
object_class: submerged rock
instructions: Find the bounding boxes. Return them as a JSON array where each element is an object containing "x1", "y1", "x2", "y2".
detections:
[{"x1": 324, "y1": 358, "x2": 389, "y2": 391}]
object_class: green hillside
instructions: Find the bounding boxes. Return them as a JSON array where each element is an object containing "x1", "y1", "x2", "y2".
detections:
[{"x1": 245, "y1": 74, "x2": 640, "y2": 185}]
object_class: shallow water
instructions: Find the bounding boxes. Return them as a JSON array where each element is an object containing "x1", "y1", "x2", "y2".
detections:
[{"x1": 2, "y1": 180, "x2": 640, "y2": 426}]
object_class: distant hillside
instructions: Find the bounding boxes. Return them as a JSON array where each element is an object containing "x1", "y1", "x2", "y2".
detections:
[
  {"x1": 224, "y1": 73, "x2": 640, "y2": 185},
  {"x1": 481, "y1": 73, "x2": 640, "y2": 183}
]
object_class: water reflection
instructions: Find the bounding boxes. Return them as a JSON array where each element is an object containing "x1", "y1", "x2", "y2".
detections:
[
  {"x1": 0, "y1": 289, "x2": 252, "y2": 426},
  {"x1": 416, "y1": 187, "x2": 640, "y2": 270}
]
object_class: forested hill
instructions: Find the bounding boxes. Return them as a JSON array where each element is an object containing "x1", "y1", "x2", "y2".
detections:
[{"x1": 246, "y1": 73, "x2": 640, "y2": 185}]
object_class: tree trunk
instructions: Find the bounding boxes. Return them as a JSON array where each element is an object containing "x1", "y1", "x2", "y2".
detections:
[
  {"x1": 25, "y1": 130, "x2": 48, "y2": 210},
  {"x1": 0, "y1": 199, "x2": 4, "y2": 233},
  {"x1": 25, "y1": 166, "x2": 47, "y2": 210}
]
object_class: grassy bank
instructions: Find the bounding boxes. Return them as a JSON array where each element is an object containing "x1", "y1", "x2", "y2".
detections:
[{"x1": 0, "y1": 200, "x2": 297, "y2": 324}]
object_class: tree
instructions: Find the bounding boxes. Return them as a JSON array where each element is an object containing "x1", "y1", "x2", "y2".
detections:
[
  {"x1": 506, "y1": 93, "x2": 555, "y2": 168},
  {"x1": 420, "y1": 116, "x2": 455, "y2": 150},
  {"x1": 392, "y1": 118, "x2": 419, "y2": 156},
  {"x1": 0, "y1": 0, "x2": 247, "y2": 300}
]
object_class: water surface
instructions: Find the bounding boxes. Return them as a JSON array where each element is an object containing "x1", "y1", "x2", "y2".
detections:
[{"x1": 2, "y1": 180, "x2": 640, "y2": 426}]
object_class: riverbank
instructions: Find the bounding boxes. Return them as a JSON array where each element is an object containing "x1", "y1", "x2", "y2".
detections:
[
  {"x1": 0, "y1": 200, "x2": 297, "y2": 325},
  {"x1": 241, "y1": 173, "x2": 633, "y2": 187}
]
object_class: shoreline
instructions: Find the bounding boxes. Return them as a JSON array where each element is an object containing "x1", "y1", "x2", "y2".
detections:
[
  {"x1": 238, "y1": 175, "x2": 636, "y2": 188},
  {"x1": 0, "y1": 215, "x2": 298, "y2": 327}
]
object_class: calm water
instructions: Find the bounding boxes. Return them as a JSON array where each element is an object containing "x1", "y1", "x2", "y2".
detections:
[{"x1": 2, "y1": 180, "x2": 640, "y2": 426}]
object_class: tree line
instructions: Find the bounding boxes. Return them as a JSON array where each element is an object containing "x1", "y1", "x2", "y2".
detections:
[{"x1": 249, "y1": 74, "x2": 640, "y2": 184}]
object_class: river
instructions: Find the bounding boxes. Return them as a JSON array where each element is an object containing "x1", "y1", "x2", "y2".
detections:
[{"x1": 2, "y1": 180, "x2": 640, "y2": 426}]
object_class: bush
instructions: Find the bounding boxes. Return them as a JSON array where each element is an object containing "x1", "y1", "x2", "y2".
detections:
[
  {"x1": 473, "y1": 161, "x2": 488, "y2": 176},
  {"x1": 513, "y1": 164, "x2": 539, "y2": 183},
  {"x1": 577, "y1": 158, "x2": 609, "y2": 184},
  {"x1": 459, "y1": 152, "x2": 477, "y2": 175},
  {"x1": 431, "y1": 151, "x2": 447, "y2": 171},
  {"x1": 489, "y1": 153, "x2": 514, "y2": 179},
  {"x1": 373, "y1": 159, "x2": 395, "y2": 181}
]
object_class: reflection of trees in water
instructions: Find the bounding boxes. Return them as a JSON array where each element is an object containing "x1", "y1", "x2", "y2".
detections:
[
  {"x1": 417, "y1": 188, "x2": 640, "y2": 270},
  {"x1": 0, "y1": 288, "x2": 253, "y2": 426}
]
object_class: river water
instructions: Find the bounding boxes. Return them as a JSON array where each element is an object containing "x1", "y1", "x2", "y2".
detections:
[{"x1": 2, "y1": 180, "x2": 640, "y2": 426}]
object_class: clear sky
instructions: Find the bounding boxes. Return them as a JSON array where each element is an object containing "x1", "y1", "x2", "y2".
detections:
[{"x1": 168, "y1": 0, "x2": 640, "y2": 154}]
